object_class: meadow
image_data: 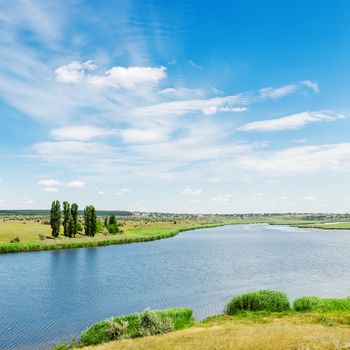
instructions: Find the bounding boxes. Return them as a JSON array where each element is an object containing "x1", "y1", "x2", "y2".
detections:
[{"x1": 0, "y1": 214, "x2": 242, "y2": 253}]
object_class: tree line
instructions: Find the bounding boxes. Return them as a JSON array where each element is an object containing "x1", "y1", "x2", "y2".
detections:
[
  {"x1": 50, "y1": 201, "x2": 120, "y2": 238},
  {"x1": 50, "y1": 200, "x2": 97, "y2": 238}
]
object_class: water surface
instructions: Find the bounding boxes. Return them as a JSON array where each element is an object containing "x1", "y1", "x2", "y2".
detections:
[{"x1": 1, "y1": 224, "x2": 350, "y2": 349}]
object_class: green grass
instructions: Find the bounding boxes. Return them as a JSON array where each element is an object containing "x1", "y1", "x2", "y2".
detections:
[
  {"x1": 80, "y1": 308, "x2": 194, "y2": 346},
  {"x1": 225, "y1": 290, "x2": 290, "y2": 314},
  {"x1": 294, "y1": 296, "x2": 350, "y2": 312},
  {"x1": 0, "y1": 219, "x2": 235, "y2": 254}
]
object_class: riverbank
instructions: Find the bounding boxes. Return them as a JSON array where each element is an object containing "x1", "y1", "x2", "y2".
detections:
[
  {"x1": 63, "y1": 292, "x2": 350, "y2": 350},
  {"x1": 80, "y1": 312, "x2": 350, "y2": 350},
  {"x1": 0, "y1": 219, "x2": 236, "y2": 254},
  {"x1": 2, "y1": 214, "x2": 350, "y2": 254}
]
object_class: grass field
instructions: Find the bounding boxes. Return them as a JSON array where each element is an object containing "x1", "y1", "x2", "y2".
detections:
[
  {"x1": 0, "y1": 216, "x2": 243, "y2": 253},
  {"x1": 80, "y1": 312, "x2": 350, "y2": 350}
]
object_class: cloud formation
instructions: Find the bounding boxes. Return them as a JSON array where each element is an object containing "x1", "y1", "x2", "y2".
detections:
[
  {"x1": 239, "y1": 111, "x2": 346, "y2": 132},
  {"x1": 55, "y1": 62, "x2": 167, "y2": 89}
]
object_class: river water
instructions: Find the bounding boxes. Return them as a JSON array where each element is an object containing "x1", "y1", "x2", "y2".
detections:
[{"x1": 1, "y1": 224, "x2": 350, "y2": 349}]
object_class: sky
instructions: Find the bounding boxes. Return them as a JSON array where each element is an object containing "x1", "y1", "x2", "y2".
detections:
[{"x1": 0, "y1": 0, "x2": 350, "y2": 213}]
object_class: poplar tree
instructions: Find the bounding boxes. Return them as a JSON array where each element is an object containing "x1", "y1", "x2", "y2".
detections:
[
  {"x1": 67, "y1": 212, "x2": 74, "y2": 238},
  {"x1": 84, "y1": 205, "x2": 97, "y2": 237},
  {"x1": 109, "y1": 215, "x2": 117, "y2": 225},
  {"x1": 50, "y1": 200, "x2": 61, "y2": 238},
  {"x1": 71, "y1": 203, "x2": 79, "y2": 237},
  {"x1": 63, "y1": 201, "x2": 70, "y2": 237}
]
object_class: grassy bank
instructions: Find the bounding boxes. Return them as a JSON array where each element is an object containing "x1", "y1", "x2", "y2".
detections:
[
  {"x1": 0, "y1": 217, "x2": 237, "y2": 254},
  {"x1": 63, "y1": 292, "x2": 350, "y2": 350},
  {"x1": 267, "y1": 220, "x2": 350, "y2": 230},
  {"x1": 80, "y1": 313, "x2": 350, "y2": 350},
  {"x1": 2, "y1": 213, "x2": 350, "y2": 254}
]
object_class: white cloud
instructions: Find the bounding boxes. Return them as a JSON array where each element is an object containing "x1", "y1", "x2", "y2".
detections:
[
  {"x1": 259, "y1": 81, "x2": 319, "y2": 100},
  {"x1": 89, "y1": 66, "x2": 166, "y2": 88},
  {"x1": 259, "y1": 85, "x2": 298, "y2": 99},
  {"x1": 50, "y1": 125, "x2": 117, "y2": 141},
  {"x1": 120, "y1": 128, "x2": 169, "y2": 144},
  {"x1": 55, "y1": 61, "x2": 167, "y2": 89},
  {"x1": 158, "y1": 87, "x2": 205, "y2": 98},
  {"x1": 239, "y1": 111, "x2": 346, "y2": 132},
  {"x1": 32, "y1": 141, "x2": 114, "y2": 162},
  {"x1": 54, "y1": 60, "x2": 96, "y2": 83},
  {"x1": 133, "y1": 94, "x2": 251, "y2": 117},
  {"x1": 38, "y1": 179, "x2": 61, "y2": 186},
  {"x1": 182, "y1": 188, "x2": 202, "y2": 197},
  {"x1": 238, "y1": 142, "x2": 350, "y2": 175},
  {"x1": 67, "y1": 180, "x2": 85, "y2": 188},
  {"x1": 211, "y1": 194, "x2": 232, "y2": 202},
  {"x1": 44, "y1": 187, "x2": 58, "y2": 193},
  {"x1": 98, "y1": 191, "x2": 104, "y2": 195}
]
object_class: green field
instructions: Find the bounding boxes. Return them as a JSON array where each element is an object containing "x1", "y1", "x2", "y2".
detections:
[{"x1": 0, "y1": 215, "x2": 242, "y2": 254}]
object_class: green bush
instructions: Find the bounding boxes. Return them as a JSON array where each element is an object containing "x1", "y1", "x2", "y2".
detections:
[
  {"x1": 107, "y1": 224, "x2": 119, "y2": 234},
  {"x1": 225, "y1": 290, "x2": 290, "y2": 314},
  {"x1": 294, "y1": 296, "x2": 350, "y2": 312},
  {"x1": 80, "y1": 308, "x2": 193, "y2": 346},
  {"x1": 293, "y1": 296, "x2": 322, "y2": 311}
]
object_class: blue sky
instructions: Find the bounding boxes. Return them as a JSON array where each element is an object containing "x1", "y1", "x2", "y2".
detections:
[{"x1": 1, "y1": 0, "x2": 350, "y2": 213}]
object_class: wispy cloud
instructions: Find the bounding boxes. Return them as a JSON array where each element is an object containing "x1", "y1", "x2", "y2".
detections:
[
  {"x1": 239, "y1": 111, "x2": 346, "y2": 132},
  {"x1": 50, "y1": 125, "x2": 117, "y2": 141},
  {"x1": 188, "y1": 59, "x2": 203, "y2": 69},
  {"x1": 238, "y1": 142, "x2": 350, "y2": 174}
]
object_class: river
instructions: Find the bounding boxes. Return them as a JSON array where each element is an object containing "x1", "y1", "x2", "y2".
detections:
[{"x1": 1, "y1": 224, "x2": 350, "y2": 349}]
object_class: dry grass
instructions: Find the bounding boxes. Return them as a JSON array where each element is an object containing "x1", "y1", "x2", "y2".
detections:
[
  {"x1": 80, "y1": 314, "x2": 350, "y2": 350},
  {"x1": 0, "y1": 219, "x2": 51, "y2": 241}
]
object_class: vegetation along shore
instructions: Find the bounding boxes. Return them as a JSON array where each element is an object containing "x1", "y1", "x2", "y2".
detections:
[
  {"x1": 52, "y1": 290, "x2": 350, "y2": 350},
  {"x1": 1, "y1": 207, "x2": 350, "y2": 254}
]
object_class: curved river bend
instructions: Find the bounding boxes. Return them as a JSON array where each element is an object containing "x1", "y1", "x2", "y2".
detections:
[{"x1": 1, "y1": 224, "x2": 350, "y2": 349}]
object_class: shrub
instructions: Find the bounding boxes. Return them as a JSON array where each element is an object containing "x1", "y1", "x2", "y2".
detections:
[
  {"x1": 80, "y1": 308, "x2": 193, "y2": 346},
  {"x1": 107, "y1": 224, "x2": 119, "y2": 234},
  {"x1": 136, "y1": 309, "x2": 174, "y2": 337},
  {"x1": 294, "y1": 296, "x2": 322, "y2": 312},
  {"x1": 106, "y1": 318, "x2": 129, "y2": 340},
  {"x1": 10, "y1": 236, "x2": 20, "y2": 243},
  {"x1": 294, "y1": 296, "x2": 350, "y2": 312},
  {"x1": 225, "y1": 290, "x2": 290, "y2": 314},
  {"x1": 96, "y1": 220, "x2": 105, "y2": 233}
]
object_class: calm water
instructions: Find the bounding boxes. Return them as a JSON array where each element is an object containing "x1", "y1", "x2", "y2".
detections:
[{"x1": 1, "y1": 224, "x2": 350, "y2": 349}]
